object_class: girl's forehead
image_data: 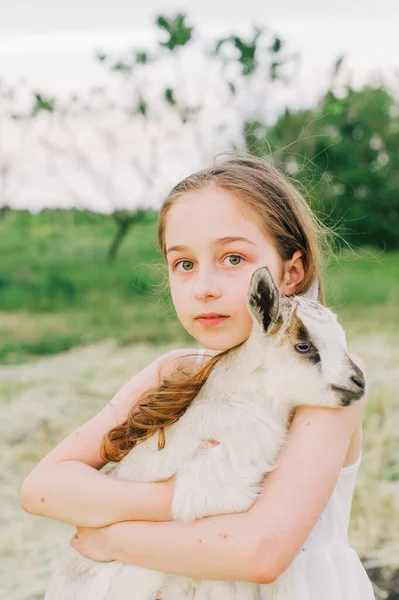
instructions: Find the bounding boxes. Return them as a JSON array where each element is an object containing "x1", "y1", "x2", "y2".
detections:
[
  {"x1": 169, "y1": 187, "x2": 242, "y2": 215},
  {"x1": 165, "y1": 188, "x2": 269, "y2": 244}
]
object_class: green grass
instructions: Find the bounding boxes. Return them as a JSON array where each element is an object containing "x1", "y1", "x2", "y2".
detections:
[
  {"x1": 0, "y1": 209, "x2": 398, "y2": 364},
  {"x1": 324, "y1": 248, "x2": 399, "y2": 337}
]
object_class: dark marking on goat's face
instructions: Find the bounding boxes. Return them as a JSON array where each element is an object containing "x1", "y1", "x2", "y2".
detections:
[
  {"x1": 334, "y1": 355, "x2": 365, "y2": 404},
  {"x1": 297, "y1": 324, "x2": 309, "y2": 341},
  {"x1": 288, "y1": 315, "x2": 321, "y2": 365},
  {"x1": 347, "y1": 356, "x2": 365, "y2": 384},
  {"x1": 247, "y1": 267, "x2": 280, "y2": 332}
]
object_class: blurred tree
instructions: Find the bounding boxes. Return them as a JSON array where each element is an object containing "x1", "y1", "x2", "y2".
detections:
[
  {"x1": 0, "y1": 84, "x2": 14, "y2": 222},
  {"x1": 245, "y1": 73, "x2": 399, "y2": 249},
  {"x1": 32, "y1": 13, "x2": 297, "y2": 262},
  {"x1": 0, "y1": 80, "x2": 38, "y2": 225}
]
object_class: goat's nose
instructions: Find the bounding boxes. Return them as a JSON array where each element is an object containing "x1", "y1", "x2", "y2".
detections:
[{"x1": 351, "y1": 374, "x2": 365, "y2": 390}]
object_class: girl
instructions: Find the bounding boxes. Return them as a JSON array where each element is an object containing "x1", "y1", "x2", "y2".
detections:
[{"x1": 22, "y1": 156, "x2": 375, "y2": 599}]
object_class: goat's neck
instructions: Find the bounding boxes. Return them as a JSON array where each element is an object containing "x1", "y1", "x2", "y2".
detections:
[{"x1": 210, "y1": 336, "x2": 291, "y2": 426}]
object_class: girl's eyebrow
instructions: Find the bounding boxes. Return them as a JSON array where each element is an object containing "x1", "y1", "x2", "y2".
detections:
[{"x1": 167, "y1": 236, "x2": 257, "y2": 254}]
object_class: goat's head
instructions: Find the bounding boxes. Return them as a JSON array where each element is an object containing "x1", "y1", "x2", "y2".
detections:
[{"x1": 246, "y1": 266, "x2": 365, "y2": 409}]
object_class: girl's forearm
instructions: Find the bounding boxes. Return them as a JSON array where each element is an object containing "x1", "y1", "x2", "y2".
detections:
[
  {"x1": 106, "y1": 512, "x2": 265, "y2": 584},
  {"x1": 21, "y1": 461, "x2": 170, "y2": 527}
]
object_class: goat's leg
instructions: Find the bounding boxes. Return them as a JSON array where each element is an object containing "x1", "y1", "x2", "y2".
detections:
[{"x1": 172, "y1": 444, "x2": 265, "y2": 522}]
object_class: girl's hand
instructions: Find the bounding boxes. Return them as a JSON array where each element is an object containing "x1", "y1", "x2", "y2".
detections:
[
  {"x1": 198, "y1": 439, "x2": 220, "y2": 451},
  {"x1": 70, "y1": 525, "x2": 116, "y2": 562}
]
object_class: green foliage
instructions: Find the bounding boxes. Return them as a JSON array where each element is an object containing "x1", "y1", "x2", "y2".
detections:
[
  {"x1": 0, "y1": 273, "x2": 78, "y2": 311},
  {"x1": 135, "y1": 51, "x2": 150, "y2": 65},
  {"x1": 215, "y1": 28, "x2": 262, "y2": 75},
  {"x1": 333, "y1": 54, "x2": 345, "y2": 78},
  {"x1": 136, "y1": 98, "x2": 148, "y2": 117},
  {"x1": 0, "y1": 334, "x2": 83, "y2": 364},
  {"x1": 97, "y1": 49, "x2": 153, "y2": 73},
  {"x1": 214, "y1": 27, "x2": 292, "y2": 80},
  {"x1": 164, "y1": 87, "x2": 176, "y2": 105},
  {"x1": 31, "y1": 93, "x2": 55, "y2": 116},
  {"x1": 156, "y1": 14, "x2": 193, "y2": 51},
  {"x1": 245, "y1": 84, "x2": 399, "y2": 249},
  {"x1": 111, "y1": 61, "x2": 133, "y2": 74}
]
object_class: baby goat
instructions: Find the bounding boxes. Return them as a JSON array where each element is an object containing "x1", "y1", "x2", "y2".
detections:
[{"x1": 45, "y1": 266, "x2": 365, "y2": 600}]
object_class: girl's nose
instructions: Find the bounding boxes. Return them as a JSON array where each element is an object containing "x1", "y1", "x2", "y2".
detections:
[{"x1": 192, "y1": 268, "x2": 222, "y2": 300}]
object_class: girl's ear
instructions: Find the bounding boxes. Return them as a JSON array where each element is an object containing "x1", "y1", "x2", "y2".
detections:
[
  {"x1": 247, "y1": 266, "x2": 280, "y2": 332},
  {"x1": 281, "y1": 250, "x2": 305, "y2": 295}
]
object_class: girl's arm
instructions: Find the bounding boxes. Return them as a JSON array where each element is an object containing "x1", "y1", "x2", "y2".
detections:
[
  {"x1": 76, "y1": 357, "x2": 367, "y2": 584},
  {"x1": 20, "y1": 348, "x2": 198, "y2": 528}
]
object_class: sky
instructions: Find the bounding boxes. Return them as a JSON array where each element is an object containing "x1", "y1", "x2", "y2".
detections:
[
  {"x1": 1, "y1": 0, "x2": 399, "y2": 211},
  {"x1": 1, "y1": 0, "x2": 399, "y2": 95}
]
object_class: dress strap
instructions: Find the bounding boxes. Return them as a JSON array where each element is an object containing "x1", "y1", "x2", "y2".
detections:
[{"x1": 195, "y1": 348, "x2": 206, "y2": 366}]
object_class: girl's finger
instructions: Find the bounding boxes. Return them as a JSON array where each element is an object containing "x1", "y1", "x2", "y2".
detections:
[{"x1": 198, "y1": 439, "x2": 219, "y2": 451}]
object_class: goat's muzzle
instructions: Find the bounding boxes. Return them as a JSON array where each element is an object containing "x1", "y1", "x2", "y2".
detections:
[{"x1": 330, "y1": 383, "x2": 365, "y2": 406}]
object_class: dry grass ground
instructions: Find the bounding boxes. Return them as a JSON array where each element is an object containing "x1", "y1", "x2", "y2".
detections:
[{"x1": 1, "y1": 334, "x2": 398, "y2": 599}]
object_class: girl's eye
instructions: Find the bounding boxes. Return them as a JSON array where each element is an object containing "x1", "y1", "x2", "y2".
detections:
[
  {"x1": 223, "y1": 254, "x2": 243, "y2": 266},
  {"x1": 175, "y1": 260, "x2": 194, "y2": 271},
  {"x1": 295, "y1": 342, "x2": 313, "y2": 353}
]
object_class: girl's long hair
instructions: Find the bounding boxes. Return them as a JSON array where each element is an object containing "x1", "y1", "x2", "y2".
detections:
[{"x1": 101, "y1": 155, "x2": 332, "y2": 463}]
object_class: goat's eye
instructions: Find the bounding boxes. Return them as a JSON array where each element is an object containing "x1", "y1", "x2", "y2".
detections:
[{"x1": 295, "y1": 342, "x2": 312, "y2": 353}]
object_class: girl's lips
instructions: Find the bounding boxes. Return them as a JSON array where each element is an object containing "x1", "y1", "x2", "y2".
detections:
[{"x1": 196, "y1": 316, "x2": 229, "y2": 327}]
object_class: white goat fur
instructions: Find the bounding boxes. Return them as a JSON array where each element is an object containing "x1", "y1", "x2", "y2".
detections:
[{"x1": 45, "y1": 267, "x2": 364, "y2": 600}]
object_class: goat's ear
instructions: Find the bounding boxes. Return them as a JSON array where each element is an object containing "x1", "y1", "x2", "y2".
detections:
[
  {"x1": 247, "y1": 267, "x2": 280, "y2": 332},
  {"x1": 302, "y1": 277, "x2": 320, "y2": 302}
]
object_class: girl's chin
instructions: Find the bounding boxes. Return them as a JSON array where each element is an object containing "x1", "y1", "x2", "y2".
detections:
[{"x1": 197, "y1": 333, "x2": 248, "y2": 352}]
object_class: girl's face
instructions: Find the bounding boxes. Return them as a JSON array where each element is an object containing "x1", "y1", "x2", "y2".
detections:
[{"x1": 165, "y1": 185, "x2": 296, "y2": 351}]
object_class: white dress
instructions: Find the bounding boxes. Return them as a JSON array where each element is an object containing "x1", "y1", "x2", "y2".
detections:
[{"x1": 195, "y1": 349, "x2": 375, "y2": 600}]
